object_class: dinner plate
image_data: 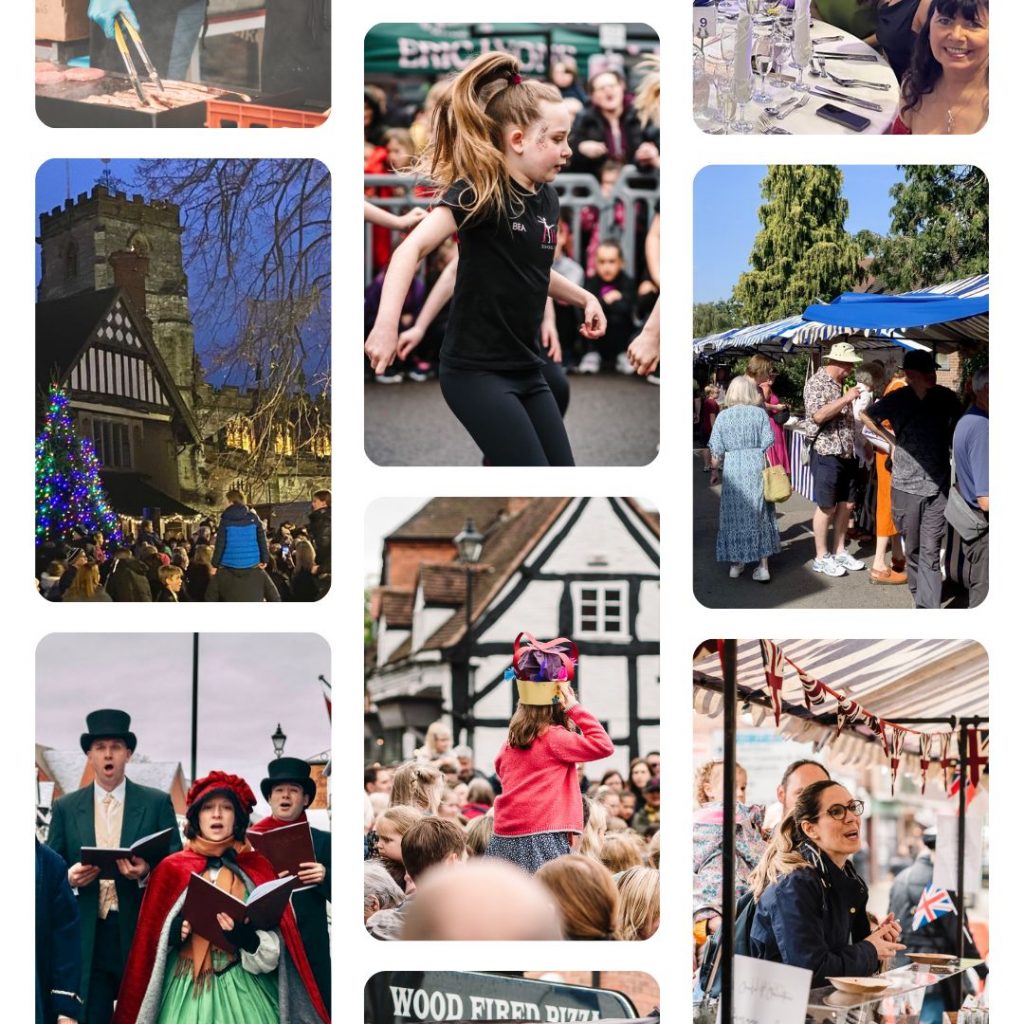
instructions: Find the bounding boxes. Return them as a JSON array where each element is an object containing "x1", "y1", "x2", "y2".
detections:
[
  {"x1": 906, "y1": 952, "x2": 959, "y2": 965},
  {"x1": 827, "y1": 976, "x2": 890, "y2": 995}
]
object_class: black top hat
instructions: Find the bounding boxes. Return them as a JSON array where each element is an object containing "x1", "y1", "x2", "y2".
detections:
[
  {"x1": 80, "y1": 709, "x2": 137, "y2": 754},
  {"x1": 260, "y1": 756, "x2": 316, "y2": 803}
]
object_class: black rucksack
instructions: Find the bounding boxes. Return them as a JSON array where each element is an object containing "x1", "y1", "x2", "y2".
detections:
[{"x1": 697, "y1": 889, "x2": 758, "y2": 1000}]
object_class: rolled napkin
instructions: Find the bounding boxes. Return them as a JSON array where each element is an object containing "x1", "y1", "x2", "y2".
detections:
[
  {"x1": 732, "y1": 10, "x2": 754, "y2": 102},
  {"x1": 794, "y1": 0, "x2": 813, "y2": 66}
]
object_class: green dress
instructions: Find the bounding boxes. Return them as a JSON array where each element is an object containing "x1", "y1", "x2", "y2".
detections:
[
  {"x1": 156, "y1": 937, "x2": 279, "y2": 1023},
  {"x1": 814, "y1": 0, "x2": 878, "y2": 39}
]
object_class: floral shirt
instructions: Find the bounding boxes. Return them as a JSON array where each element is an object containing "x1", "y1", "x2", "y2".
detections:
[
  {"x1": 693, "y1": 802, "x2": 767, "y2": 922},
  {"x1": 803, "y1": 367, "x2": 855, "y2": 457}
]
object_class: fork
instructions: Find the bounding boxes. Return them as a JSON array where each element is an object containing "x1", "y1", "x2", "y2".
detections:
[
  {"x1": 757, "y1": 114, "x2": 791, "y2": 134},
  {"x1": 824, "y1": 70, "x2": 892, "y2": 91}
]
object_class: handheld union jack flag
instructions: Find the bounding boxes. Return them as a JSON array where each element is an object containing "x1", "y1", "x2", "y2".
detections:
[{"x1": 912, "y1": 882, "x2": 957, "y2": 931}]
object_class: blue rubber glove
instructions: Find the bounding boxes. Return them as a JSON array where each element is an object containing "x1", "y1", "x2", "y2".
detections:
[{"x1": 87, "y1": 0, "x2": 140, "y2": 39}]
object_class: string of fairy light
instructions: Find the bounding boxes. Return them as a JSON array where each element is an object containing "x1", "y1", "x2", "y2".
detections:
[{"x1": 35, "y1": 386, "x2": 120, "y2": 545}]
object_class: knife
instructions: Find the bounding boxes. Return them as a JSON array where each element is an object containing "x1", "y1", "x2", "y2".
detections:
[
  {"x1": 814, "y1": 51, "x2": 879, "y2": 62},
  {"x1": 811, "y1": 87, "x2": 883, "y2": 112}
]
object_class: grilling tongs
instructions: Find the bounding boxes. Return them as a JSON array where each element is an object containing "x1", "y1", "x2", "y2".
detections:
[{"x1": 112, "y1": 13, "x2": 165, "y2": 106}]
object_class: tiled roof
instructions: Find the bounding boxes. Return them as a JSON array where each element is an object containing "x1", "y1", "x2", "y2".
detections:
[
  {"x1": 387, "y1": 498, "x2": 516, "y2": 540},
  {"x1": 380, "y1": 588, "x2": 414, "y2": 627}
]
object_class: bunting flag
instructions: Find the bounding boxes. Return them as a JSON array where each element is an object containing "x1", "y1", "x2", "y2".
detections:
[
  {"x1": 965, "y1": 728, "x2": 988, "y2": 787},
  {"x1": 835, "y1": 692, "x2": 864, "y2": 738},
  {"x1": 759, "y1": 640, "x2": 785, "y2": 727},
  {"x1": 948, "y1": 767, "x2": 977, "y2": 809},
  {"x1": 885, "y1": 724, "x2": 907, "y2": 794},
  {"x1": 797, "y1": 667, "x2": 827, "y2": 709},
  {"x1": 939, "y1": 732, "x2": 956, "y2": 793},
  {"x1": 919, "y1": 733, "x2": 933, "y2": 795}
]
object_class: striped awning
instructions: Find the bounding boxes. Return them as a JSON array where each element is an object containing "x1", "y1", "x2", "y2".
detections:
[
  {"x1": 692, "y1": 639, "x2": 987, "y2": 764},
  {"x1": 793, "y1": 273, "x2": 989, "y2": 347}
]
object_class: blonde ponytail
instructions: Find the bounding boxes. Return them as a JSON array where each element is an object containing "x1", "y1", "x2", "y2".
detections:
[
  {"x1": 389, "y1": 760, "x2": 444, "y2": 814},
  {"x1": 420, "y1": 52, "x2": 563, "y2": 222}
]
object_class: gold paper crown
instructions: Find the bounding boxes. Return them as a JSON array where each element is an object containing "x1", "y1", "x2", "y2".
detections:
[{"x1": 516, "y1": 678, "x2": 561, "y2": 706}]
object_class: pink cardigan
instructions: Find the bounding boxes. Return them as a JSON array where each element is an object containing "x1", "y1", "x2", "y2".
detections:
[{"x1": 491, "y1": 704, "x2": 615, "y2": 837}]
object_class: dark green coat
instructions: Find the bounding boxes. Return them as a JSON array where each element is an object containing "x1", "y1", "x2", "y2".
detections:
[
  {"x1": 292, "y1": 825, "x2": 331, "y2": 1008},
  {"x1": 46, "y1": 780, "x2": 181, "y2": 1010}
]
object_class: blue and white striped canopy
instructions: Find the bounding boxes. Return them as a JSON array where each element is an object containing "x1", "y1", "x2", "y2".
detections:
[{"x1": 692, "y1": 274, "x2": 988, "y2": 359}]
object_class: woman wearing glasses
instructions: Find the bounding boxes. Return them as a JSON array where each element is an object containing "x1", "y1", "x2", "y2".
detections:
[{"x1": 747, "y1": 780, "x2": 905, "y2": 986}]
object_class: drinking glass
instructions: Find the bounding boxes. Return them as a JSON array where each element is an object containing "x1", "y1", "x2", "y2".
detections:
[
  {"x1": 719, "y1": 91, "x2": 737, "y2": 132},
  {"x1": 732, "y1": 73, "x2": 754, "y2": 133},
  {"x1": 752, "y1": 38, "x2": 773, "y2": 102},
  {"x1": 694, "y1": 56, "x2": 713, "y2": 123}
]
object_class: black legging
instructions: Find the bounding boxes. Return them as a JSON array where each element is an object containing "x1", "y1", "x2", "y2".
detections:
[{"x1": 440, "y1": 365, "x2": 575, "y2": 466}]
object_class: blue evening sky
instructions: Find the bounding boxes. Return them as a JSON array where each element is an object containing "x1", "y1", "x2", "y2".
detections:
[
  {"x1": 36, "y1": 159, "x2": 330, "y2": 390},
  {"x1": 693, "y1": 165, "x2": 904, "y2": 303}
]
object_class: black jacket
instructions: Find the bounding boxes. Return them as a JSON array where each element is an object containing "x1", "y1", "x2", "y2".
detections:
[
  {"x1": 292, "y1": 826, "x2": 331, "y2": 1007},
  {"x1": 568, "y1": 102, "x2": 659, "y2": 178},
  {"x1": 750, "y1": 846, "x2": 878, "y2": 987},
  {"x1": 104, "y1": 558, "x2": 153, "y2": 602},
  {"x1": 307, "y1": 506, "x2": 332, "y2": 574},
  {"x1": 205, "y1": 566, "x2": 282, "y2": 602},
  {"x1": 36, "y1": 841, "x2": 81, "y2": 1024}
]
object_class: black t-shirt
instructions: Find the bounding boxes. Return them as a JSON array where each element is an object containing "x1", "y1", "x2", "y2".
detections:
[{"x1": 440, "y1": 179, "x2": 559, "y2": 372}]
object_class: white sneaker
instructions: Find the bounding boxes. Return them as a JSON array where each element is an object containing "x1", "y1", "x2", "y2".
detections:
[
  {"x1": 833, "y1": 551, "x2": 866, "y2": 572},
  {"x1": 812, "y1": 555, "x2": 847, "y2": 577},
  {"x1": 578, "y1": 352, "x2": 601, "y2": 374},
  {"x1": 729, "y1": 562, "x2": 745, "y2": 578},
  {"x1": 752, "y1": 565, "x2": 770, "y2": 583},
  {"x1": 615, "y1": 352, "x2": 636, "y2": 375}
]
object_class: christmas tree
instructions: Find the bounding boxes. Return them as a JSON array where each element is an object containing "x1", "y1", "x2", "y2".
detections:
[{"x1": 36, "y1": 385, "x2": 120, "y2": 546}]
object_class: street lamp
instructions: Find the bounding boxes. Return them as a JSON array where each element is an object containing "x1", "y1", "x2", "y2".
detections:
[
  {"x1": 271, "y1": 723, "x2": 287, "y2": 759},
  {"x1": 453, "y1": 518, "x2": 484, "y2": 742}
]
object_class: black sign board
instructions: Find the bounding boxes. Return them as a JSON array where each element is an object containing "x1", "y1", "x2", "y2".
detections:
[{"x1": 365, "y1": 972, "x2": 638, "y2": 1023}]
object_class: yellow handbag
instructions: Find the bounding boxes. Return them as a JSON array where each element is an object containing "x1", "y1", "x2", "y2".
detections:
[{"x1": 763, "y1": 457, "x2": 792, "y2": 504}]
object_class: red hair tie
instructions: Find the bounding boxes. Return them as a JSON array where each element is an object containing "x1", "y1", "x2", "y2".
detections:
[{"x1": 509, "y1": 73, "x2": 522, "y2": 85}]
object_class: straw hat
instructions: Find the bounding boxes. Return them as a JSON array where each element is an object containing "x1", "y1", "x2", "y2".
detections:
[{"x1": 824, "y1": 341, "x2": 862, "y2": 365}]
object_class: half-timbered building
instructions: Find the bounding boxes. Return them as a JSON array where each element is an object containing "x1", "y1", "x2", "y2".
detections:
[{"x1": 366, "y1": 496, "x2": 660, "y2": 777}]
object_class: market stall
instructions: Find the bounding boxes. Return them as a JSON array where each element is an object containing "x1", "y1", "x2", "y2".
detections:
[{"x1": 692, "y1": 639, "x2": 989, "y2": 1023}]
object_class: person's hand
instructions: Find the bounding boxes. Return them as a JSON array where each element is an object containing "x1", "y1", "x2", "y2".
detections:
[
  {"x1": 579, "y1": 297, "x2": 607, "y2": 340},
  {"x1": 365, "y1": 326, "x2": 399, "y2": 375},
  {"x1": 627, "y1": 327, "x2": 660, "y2": 376},
  {"x1": 297, "y1": 861, "x2": 327, "y2": 885},
  {"x1": 219, "y1": 913, "x2": 260, "y2": 953},
  {"x1": 707, "y1": 915, "x2": 722, "y2": 935},
  {"x1": 88, "y1": 0, "x2": 139, "y2": 38},
  {"x1": 634, "y1": 141, "x2": 660, "y2": 168},
  {"x1": 540, "y1": 319, "x2": 562, "y2": 364},
  {"x1": 180, "y1": 919, "x2": 192, "y2": 942},
  {"x1": 399, "y1": 208, "x2": 427, "y2": 231},
  {"x1": 865, "y1": 928, "x2": 906, "y2": 961},
  {"x1": 577, "y1": 140, "x2": 607, "y2": 160},
  {"x1": 68, "y1": 862, "x2": 102, "y2": 888},
  {"x1": 873, "y1": 912, "x2": 902, "y2": 942},
  {"x1": 844, "y1": 383, "x2": 865, "y2": 403},
  {"x1": 555, "y1": 680, "x2": 578, "y2": 709},
  {"x1": 396, "y1": 325, "x2": 425, "y2": 361},
  {"x1": 116, "y1": 855, "x2": 149, "y2": 880},
  {"x1": 217, "y1": 912, "x2": 235, "y2": 932},
  {"x1": 602, "y1": 289, "x2": 623, "y2": 305}
]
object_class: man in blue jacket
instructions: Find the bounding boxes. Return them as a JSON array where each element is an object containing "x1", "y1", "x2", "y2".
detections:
[{"x1": 208, "y1": 489, "x2": 280, "y2": 602}]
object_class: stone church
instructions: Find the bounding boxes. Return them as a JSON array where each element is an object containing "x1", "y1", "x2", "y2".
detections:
[{"x1": 36, "y1": 184, "x2": 330, "y2": 525}]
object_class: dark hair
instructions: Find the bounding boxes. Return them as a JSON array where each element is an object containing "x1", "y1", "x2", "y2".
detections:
[
  {"x1": 184, "y1": 789, "x2": 249, "y2": 841},
  {"x1": 779, "y1": 758, "x2": 831, "y2": 791},
  {"x1": 508, "y1": 701, "x2": 568, "y2": 749},
  {"x1": 596, "y1": 239, "x2": 624, "y2": 259},
  {"x1": 901, "y1": 0, "x2": 989, "y2": 118},
  {"x1": 364, "y1": 765, "x2": 383, "y2": 789},
  {"x1": 401, "y1": 817, "x2": 467, "y2": 881}
]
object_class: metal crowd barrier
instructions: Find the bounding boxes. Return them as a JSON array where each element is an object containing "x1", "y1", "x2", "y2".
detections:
[{"x1": 364, "y1": 168, "x2": 660, "y2": 286}]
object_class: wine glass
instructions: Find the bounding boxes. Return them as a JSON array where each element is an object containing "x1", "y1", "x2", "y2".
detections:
[
  {"x1": 752, "y1": 36, "x2": 773, "y2": 103},
  {"x1": 719, "y1": 91, "x2": 737, "y2": 133},
  {"x1": 771, "y1": 27, "x2": 792, "y2": 91},
  {"x1": 732, "y1": 70, "x2": 754, "y2": 133},
  {"x1": 710, "y1": 61, "x2": 730, "y2": 123},
  {"x1": 694, "y1": 55, "x2": 713, "y2": 124},
  {"x1": 791, "y1": 11, "x2": 813, "y2": 92}
]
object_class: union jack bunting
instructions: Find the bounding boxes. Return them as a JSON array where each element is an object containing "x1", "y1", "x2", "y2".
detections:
[
  {"x1": 835, "y1": 693, "x2": 864, "y2": 738},
  {"x1": 912, "y1": 883, "x2": 957, "y2": 931},
  {"x1": 885, "y1": 725, "x2": 907, "y2": 794},
  {"x1": 797, "y1": 668, "x2": 827, "y2": 709},
  {"x1": 948, "y1": 767, "x2": 977, "y2": 809},
  {"x1": 965, "y1": 728, "x2": 988, "y2": 787},
  {"x1": 919, "y1": 733, "x2": 933, "y2": 795},
  {"x1": 759, "y1": 640, "x2": 785, "y2": 727},
  {"x1": 939, "y1": 732, "x2": 956, "y2": 793}
]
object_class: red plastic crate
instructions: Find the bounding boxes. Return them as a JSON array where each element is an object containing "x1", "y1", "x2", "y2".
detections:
[{"x1": 205, "y1": 100, "x2": 328, "y2": 129}]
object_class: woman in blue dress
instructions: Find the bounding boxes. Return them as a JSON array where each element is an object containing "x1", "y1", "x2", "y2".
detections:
[{"x1": 708, "y1": 376, "x2": 781, "y2": 582}]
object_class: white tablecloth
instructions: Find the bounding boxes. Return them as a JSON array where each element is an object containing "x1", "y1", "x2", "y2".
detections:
[{"x1": 697, "y1": 14, "x2": 900, "y2": 134}]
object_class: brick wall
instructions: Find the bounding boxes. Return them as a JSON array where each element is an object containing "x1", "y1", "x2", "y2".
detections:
[{"x1": 385, "y1": 540, "x2": 457, "y2": 589}]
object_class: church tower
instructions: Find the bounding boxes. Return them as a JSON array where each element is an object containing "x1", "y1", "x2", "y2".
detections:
[{"x1": 38, "y1": 185, "x2": 197, "y2": 404}]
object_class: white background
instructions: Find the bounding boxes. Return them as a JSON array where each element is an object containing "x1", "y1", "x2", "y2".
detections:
[{"x1": 15, "y1": 2, "x2": 1014, "y2": 1020}]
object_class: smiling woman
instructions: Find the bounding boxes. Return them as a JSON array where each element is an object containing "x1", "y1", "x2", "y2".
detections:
[{"x1": 895, "y1": 0, "x2": 989, "y2": 133}]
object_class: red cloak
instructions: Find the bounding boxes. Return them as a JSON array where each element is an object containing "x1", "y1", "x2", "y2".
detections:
[{"x1": 113, "y1": 848, "x2": 329, "y2": 1024}]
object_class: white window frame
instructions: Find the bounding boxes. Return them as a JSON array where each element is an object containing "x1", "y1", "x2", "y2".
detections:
[{"x1": 571, "y1": 581, "x2": 629, "y2": 640}]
